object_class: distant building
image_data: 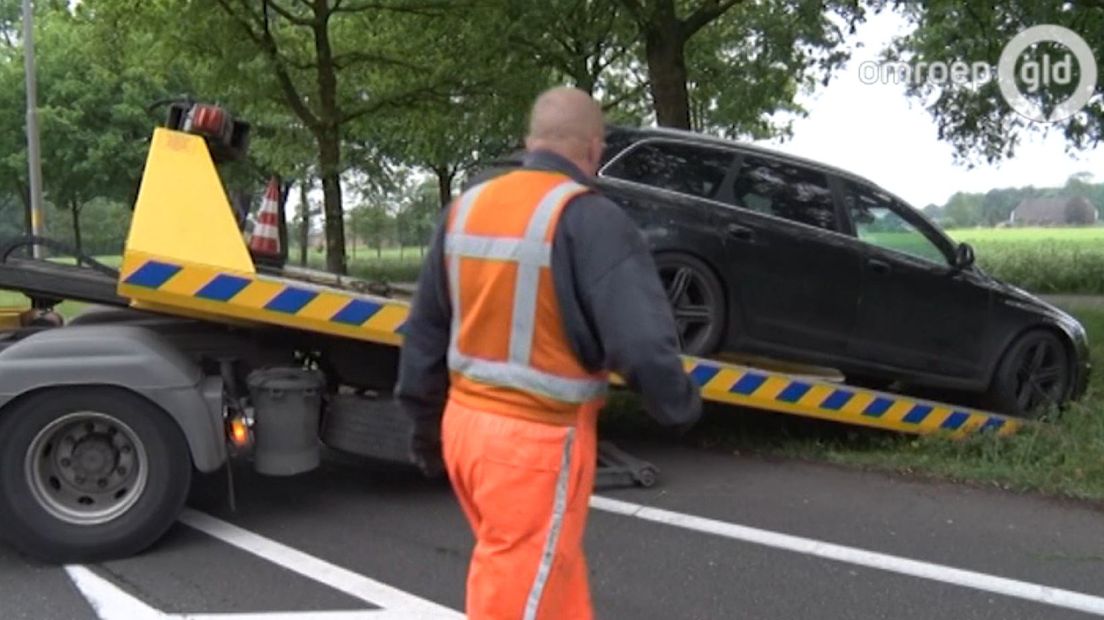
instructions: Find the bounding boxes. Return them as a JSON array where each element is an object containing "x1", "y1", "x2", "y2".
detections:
[{"x1": 1009, "y1": 196, "x2": 1099, "y2": 226}]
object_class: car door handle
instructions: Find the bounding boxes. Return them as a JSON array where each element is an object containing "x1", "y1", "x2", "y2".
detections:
[
  {"x1": 725, "y1": 223, "x2": 755, "y2": 241},
  {"x1": 867, "y1": 259, "x2": 892, "y2": 274}
]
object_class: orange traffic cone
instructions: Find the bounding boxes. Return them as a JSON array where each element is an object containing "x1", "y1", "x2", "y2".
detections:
[{"x1": 249, "y1": 178, "x2": 281, "y2": 257}]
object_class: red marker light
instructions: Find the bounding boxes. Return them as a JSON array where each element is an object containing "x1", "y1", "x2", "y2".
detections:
[{"x1": 188, "y1": 105, "x2": 228, "y2": 138}]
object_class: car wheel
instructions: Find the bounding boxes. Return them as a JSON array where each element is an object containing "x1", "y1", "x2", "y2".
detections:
[
  {"x1": 0, "y1": 387, "x2": 192, "y2": 562},
  {"x1": 988, "y1": 330, "x2": 1071, "y2": 418},
  {"x1": 655, "y1": 253, "x2": 725, "y2": 356}
]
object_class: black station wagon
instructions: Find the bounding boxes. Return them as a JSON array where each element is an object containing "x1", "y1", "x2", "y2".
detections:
[{"x1": 470, "y1": 126, "x2": 1091, "y2": 417}]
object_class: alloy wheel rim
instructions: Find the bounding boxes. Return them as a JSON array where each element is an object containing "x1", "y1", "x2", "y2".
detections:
[
  {"x1": 659, "y1": 264, "x2": 716, "y2": 352},
  {"x1": 1012, "y1": 339, "x2": 1067, "y2": 414}
]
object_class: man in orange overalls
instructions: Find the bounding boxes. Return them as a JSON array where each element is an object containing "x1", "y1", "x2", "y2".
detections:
[{"x1": 397, "y1": 87, "x2": 701, "y2": 619}]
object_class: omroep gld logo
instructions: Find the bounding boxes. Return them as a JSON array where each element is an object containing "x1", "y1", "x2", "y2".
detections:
[{"x1": 997, "y1": 24, "x2": 1098, "y2": 123}]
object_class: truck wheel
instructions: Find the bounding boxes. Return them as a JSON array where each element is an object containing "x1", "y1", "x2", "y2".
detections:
[{"x1": 0, "y1": 387, "x2": 191, "y2": 562}]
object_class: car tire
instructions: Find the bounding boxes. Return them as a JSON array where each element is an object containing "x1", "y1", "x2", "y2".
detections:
[
  {"x1": 654, "y1": 253, "x2": 726, "y2": 356},
  {"x1": 0, "y1": 387, "x2": 192, "y2": 563},
  {"x1": 987, "y1": 329, "x2": 1071, "y2": 418}
]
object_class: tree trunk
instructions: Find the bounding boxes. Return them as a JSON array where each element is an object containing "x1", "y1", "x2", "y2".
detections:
[
  {"x1": 318, "y1": 130, "x2": 347, "y2": 274},
  {"x1": 70, "y1": 201, "x2": 83, "y2": 257},
  {"x1": 14, "y1": 179, "x2": 34, "y2": 257},
  {"x1": 298, "y1": 181, "x2": 310, "y2": 266},
  {"x1": 643, "y1": 22, "x2": 691, "y2": 129},
  {"x1": 312, "y1": 4, "x2": 346, "y2": 275},
  {"x1": 434, "y1": 165, "x2": 455, "y2": 209}
]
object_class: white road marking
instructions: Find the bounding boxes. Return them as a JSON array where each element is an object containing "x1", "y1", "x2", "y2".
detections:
[
  {"x1": 177, "y1": 509, "x2": 459, "y2": 618},
  {"x1": 67, "y1": 510, "x2": 462, "y2": 620},
  {"x1": 591, "y1": 495, "x2": 1104, "y2": 617},
  {"x1": 65, "y1": 565, "x2": 164, "y2": 619}
]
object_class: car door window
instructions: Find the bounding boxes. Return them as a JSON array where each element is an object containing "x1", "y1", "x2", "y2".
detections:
[
  {"x1": 601, "y1": 141, "x2": 734, "y2": 200},
  {"x1": 845, "y1": 182, "x2": 950, "y2": 265},
  {"x1": 730, "y1": 155, "x2": 838, "y2": 231}
]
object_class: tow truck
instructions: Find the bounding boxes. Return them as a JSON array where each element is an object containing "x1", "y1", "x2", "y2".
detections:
[{"x1": 0, "y1": 104, "x2": 1024, "y2": 563}]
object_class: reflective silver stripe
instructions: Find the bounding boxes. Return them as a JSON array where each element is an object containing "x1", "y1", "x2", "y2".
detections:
[
  {"x1": 509, "y1": 181, "x2": 587, "y2": 365},
  {"x1": 523, "y1": 427, "x2": 575, "y2": 620},
  {"x1": 449, "y1": 350, "x2": 606, "y2": 403},
  {"x1": 444, "y1": 233, "x2": 552, "y2": 265},
  {"x1": 448, "y1": 183, "x2": 489, "y2": 353}
]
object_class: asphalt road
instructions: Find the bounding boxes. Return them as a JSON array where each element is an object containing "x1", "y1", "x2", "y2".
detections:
[{"x1": 4, "y1": 440, "x2": 1104, "y2": 619}]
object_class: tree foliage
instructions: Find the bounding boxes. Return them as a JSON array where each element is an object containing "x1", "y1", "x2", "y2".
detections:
[{"x1": 890, "y1": 1, "x2": 1104, "y2": 164}]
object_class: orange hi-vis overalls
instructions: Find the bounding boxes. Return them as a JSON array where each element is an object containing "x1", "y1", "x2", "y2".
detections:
[{"x1": 442, "y1": 170, "x2": 609, "y2": 620}]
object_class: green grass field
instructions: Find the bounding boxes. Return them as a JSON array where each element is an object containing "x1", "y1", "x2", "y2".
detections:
[
  {"x1": 948, "y1": 227, "x2": 1104, "y2": 295},
  {"x1": 326, "y1": 226, "x2": 1104, "y2": 294}
]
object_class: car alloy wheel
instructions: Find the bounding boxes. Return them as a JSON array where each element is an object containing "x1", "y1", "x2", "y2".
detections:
[
  {"x1": 990, "y1": 329, "x2": 1071, "y2": 418},
  {"x1": 1010, "y1": 336, "x2": 1068, "y2": 414},
  {"x1": 655, "y1": 253, "x2": 725, "y2": 355}
]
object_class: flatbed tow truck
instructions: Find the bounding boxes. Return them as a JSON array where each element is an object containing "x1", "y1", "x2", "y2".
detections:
[{"x1": 0, "y1": 104, "x2": 1024, "y2": 563}]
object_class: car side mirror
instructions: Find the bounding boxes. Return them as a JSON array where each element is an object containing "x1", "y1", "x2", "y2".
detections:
[{"x1": 954, "y1": 242, "x2": 975, "y2": 270}]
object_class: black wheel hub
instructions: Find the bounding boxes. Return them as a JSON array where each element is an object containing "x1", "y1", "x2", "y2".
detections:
[
  {"x1": 1012, "y1": 339, "x2": 1068, "y2": 414},
  {"x1": 659, "y1": 264, "x2": 716, "y2": 353}
]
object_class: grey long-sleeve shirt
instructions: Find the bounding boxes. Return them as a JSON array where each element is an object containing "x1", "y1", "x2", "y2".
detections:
[{"x1": 396, "y1": 150, "x2": 702, "y2": 443}]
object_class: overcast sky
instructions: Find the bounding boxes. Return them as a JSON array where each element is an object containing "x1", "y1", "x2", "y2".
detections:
[{"x1": 754, "y1": 9, "x2": 1104, "y2": 208}]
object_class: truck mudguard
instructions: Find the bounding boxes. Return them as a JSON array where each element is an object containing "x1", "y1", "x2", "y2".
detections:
[{"x1": 0, "y1": 324, "x2": 226, "y2": 471}]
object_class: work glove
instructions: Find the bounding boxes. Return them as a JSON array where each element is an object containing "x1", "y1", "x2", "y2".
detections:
[
  {"x1": 409, "y1": 435, "x2": 445, "y2": 479},
  {"x1": 670, "y1": 388, "x2": 704, "y2": 437}
]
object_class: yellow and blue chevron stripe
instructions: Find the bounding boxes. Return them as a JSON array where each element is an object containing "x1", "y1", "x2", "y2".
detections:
[
  {"x1": 678, "y1": 357, "x2": 1022, "y2": 437},
  {"x1": 117, "y1": 253, "x2": 1022, "y2": 437},
  {"x1": 118, "y1": 253, "x2": 407, "y2": 346}
]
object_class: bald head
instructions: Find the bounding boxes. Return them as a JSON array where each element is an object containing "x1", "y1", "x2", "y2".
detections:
[{"x1": 525, "y1": 87, "x2": 606, "y2": 175}]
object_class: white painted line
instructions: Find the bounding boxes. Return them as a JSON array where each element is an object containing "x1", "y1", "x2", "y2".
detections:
[
  {"x1": 70, "y1": 562, "x2": 440, "y2": 620},
  {"x1": 65, "y1": 565, "x2": 165, "y2": 619},
  {"x1": 591, "y1": 495, "x2": 1104, "y2": 617},
  {"x1": 178, "y1": 509, "x2": 462, "y2": 620},
  {"x1": 181, "y1": 608, "x2": 421, "y2": 613}
]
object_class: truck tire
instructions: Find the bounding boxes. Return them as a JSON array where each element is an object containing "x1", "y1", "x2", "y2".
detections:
[{"x1": 0, "y1": 387, "x2": 192, "y2": 562}]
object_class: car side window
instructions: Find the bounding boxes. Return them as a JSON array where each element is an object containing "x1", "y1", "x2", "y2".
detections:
[
  {"x1": 729, "y1": 155, "x2": 838, "y2": 231},
  {"x1": 601, "y1": 141, "x2": 734, "y2": 200},
  {"x1": 845, "y1": 182, "x2": 949, "y2": 266}
]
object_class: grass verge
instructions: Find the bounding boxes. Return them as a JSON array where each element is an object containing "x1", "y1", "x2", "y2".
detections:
[{"x1": 600, "y1": 305, "x2": 1104, "y2": 502}]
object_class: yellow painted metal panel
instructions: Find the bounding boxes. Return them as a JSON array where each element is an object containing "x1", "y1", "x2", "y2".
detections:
[{"x1": 124, "y1": 129, "x2": 255, "y2": 275}]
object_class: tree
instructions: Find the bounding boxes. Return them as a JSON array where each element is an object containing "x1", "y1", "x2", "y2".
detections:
[
  {"x1": 503, "y1": 0, "x2": 638, "y2": 97},
  {"x1": 616, "y1": 0, "x2": 739, "y2": 128},
  {"x1": 943, "y1": 191, "x2": 983, "y2": 228},
  {"x1": 33, "y1": 7, "x2": 156, "y2": 255},
  {"x1": 348, "y1": 202, "x2": 392, "y2": 259},
  {"x1": 93, "y1": 0, "x2": 462, "y2": 274},
  {"x1": 684, "y1": 0, "x2": 863, "y2": 137},
  {"x1": 890, "y1": 1, "x2": 1104, "y2": 163},
  {"x1": 202, "y1": 1, "x2": 455, "y2": 273},
  {"x1": 616, "y1": 0, "x2": 863, "y2": 130}
]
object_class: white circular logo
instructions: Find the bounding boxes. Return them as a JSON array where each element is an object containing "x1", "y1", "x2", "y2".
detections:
[{"x1": 998, "y1": 25, "x2": 1097, "y2": 123}]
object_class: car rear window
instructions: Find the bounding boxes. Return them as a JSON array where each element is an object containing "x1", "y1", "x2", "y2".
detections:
[
  {"x1": 730, "y1": 155, "x2": 838, "y2": 231},
  {"x1": 602, "y1": 141, "x2": 734, "y2": 200}
]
